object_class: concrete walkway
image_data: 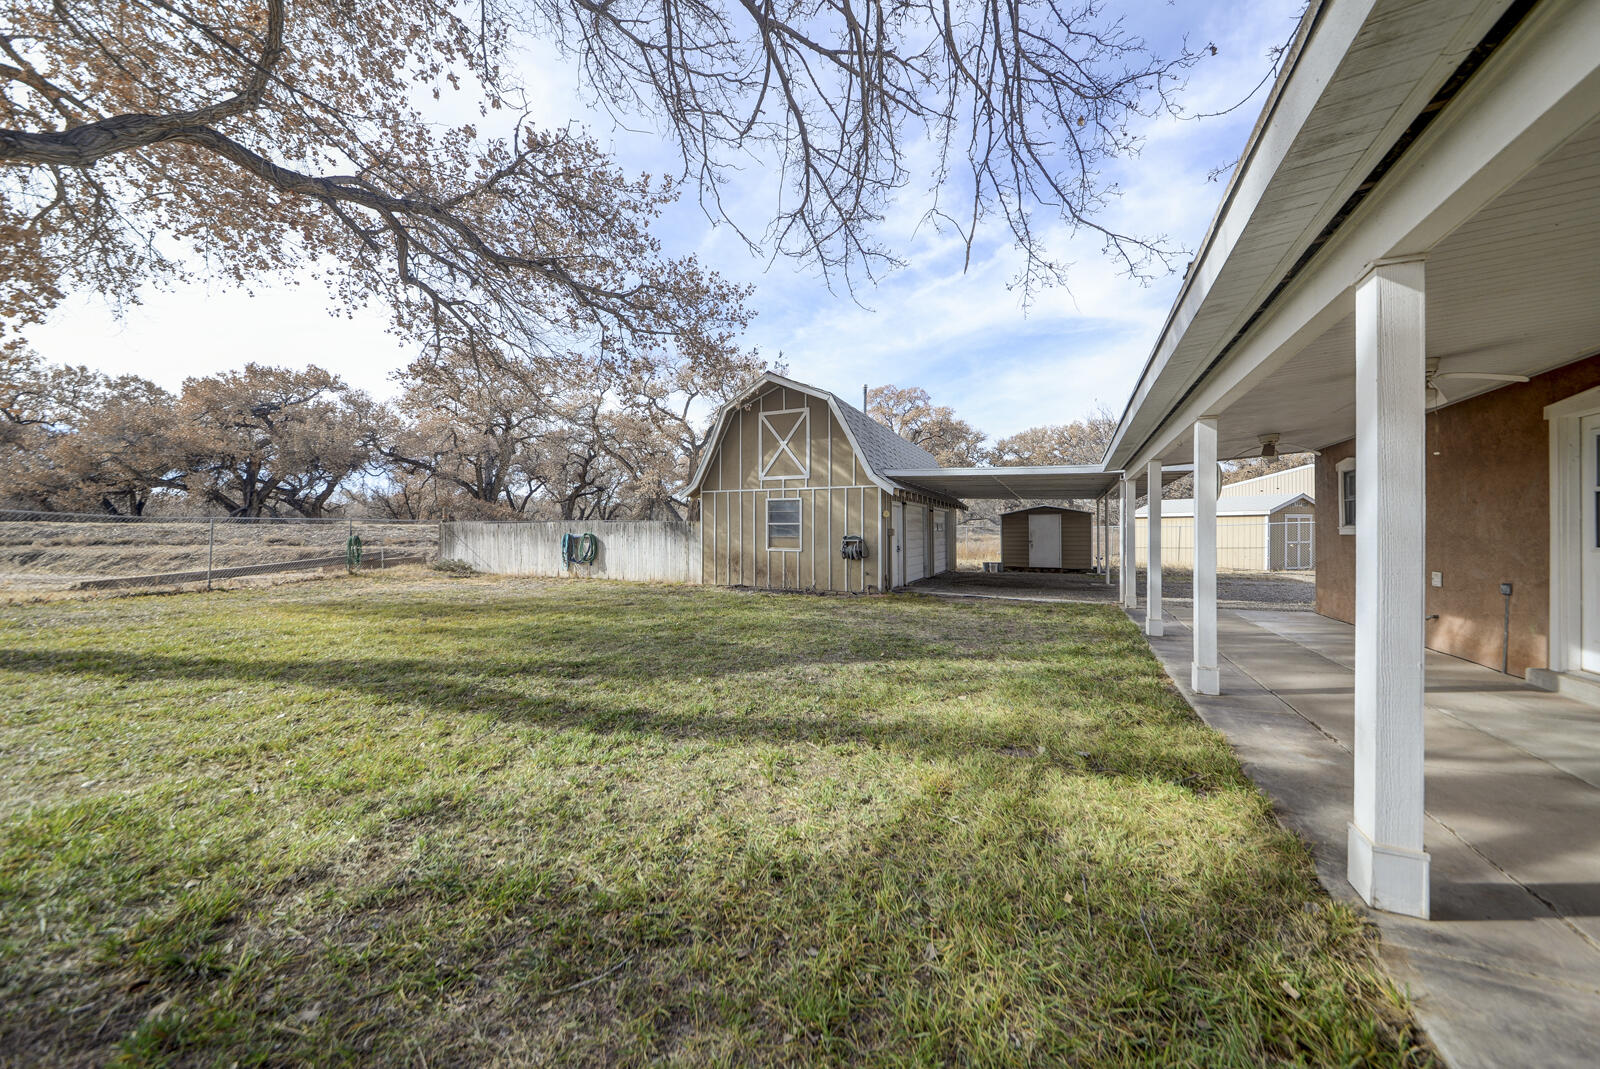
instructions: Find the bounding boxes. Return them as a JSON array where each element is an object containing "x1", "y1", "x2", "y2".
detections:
[{"x1": 1138, "y1": 605, "x2": 1600, "y2": 1068}]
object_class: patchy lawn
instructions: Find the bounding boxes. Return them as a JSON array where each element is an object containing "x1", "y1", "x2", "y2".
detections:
[{"x1": 0, "y1": 573, "x2": 1430, "y2": 1066}]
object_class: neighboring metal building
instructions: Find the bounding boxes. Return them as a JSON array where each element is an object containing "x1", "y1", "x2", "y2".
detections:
[
  {"x1": 999, "y1": 506, "x2": 1093, "y2": 571},
  {"x1": 682, "y1": 373, "x2": 962, "y2": 592},
  {"x1": 1134, "y1": 492, "x2": 1316, "y2": 571},
  {"x1": 1218, "y1": 463, "x2": 1315, "y2": 499}
]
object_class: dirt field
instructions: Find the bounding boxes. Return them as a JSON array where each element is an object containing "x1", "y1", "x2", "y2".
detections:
[{"x1": 0, "y1": 518, "x2": 438, "y2": 594}]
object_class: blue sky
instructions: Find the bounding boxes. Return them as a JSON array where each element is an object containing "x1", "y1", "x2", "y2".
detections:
[{"x1": 29, "y1": 0, "x2": 1303, "y2": 441}]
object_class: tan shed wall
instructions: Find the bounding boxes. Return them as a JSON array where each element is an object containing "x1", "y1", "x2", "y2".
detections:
[
  {"x1": 1133, "y1": 508, "x2": 1313, "y2": 571},
  {"x1": 697, "y1": 387, "x2": 889, "y2": 591},
  {"x1": 999, "y1": 510, "x2": 1093, "y2": 570},
  {"x1": 1314, "y1": 352, "x2": 1600, "y2": 676}
]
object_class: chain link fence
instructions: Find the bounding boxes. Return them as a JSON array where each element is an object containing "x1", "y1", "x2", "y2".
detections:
[{"x1": 0, "y1": 511, "x2": 439, "y2": 595}]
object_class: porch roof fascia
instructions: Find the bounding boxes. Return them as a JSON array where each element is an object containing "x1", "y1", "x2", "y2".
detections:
[{"x1": 1103, "y1": 0, "x2": 1559, "y2": 473}]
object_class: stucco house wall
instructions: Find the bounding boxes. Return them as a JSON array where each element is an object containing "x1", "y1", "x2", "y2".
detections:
[{"x1": 1316, "y1": 351, "x2": 1600, "y2": 676}]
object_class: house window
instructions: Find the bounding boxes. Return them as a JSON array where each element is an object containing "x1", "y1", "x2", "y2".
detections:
[
  {"x1": 767, "y1": 497, "x2": 802, "y2": 550},
  {"x1": 1336, "y1": 458, "x2": 1356, "y2": 535}
]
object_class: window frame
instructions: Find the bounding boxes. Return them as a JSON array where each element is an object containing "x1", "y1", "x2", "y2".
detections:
[
  {"x1": 766, "y1": 496, "x2": 803, "y2": 552},
  {"x1": 1336, "y1": 457, "x2": 1357, "y2": 535}
]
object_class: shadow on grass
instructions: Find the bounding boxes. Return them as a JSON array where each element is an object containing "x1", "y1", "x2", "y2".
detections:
[{"x1": 0, "y1": 638, "x2": 1237, "y2": 792}]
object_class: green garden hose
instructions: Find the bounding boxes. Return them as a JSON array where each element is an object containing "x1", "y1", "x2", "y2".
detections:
[
  {"x1": 346, "y1": 534, "x2": 363, "y2": 573},
  {"x1": 561, "y1": 532, "x2": 599, "y2": 566}
]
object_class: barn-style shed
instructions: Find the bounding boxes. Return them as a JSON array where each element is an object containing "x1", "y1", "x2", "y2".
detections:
[
  {"x1": 999, "y1": 506, "x2": 1093, "y2": 571},
  {"x1": 683, "y1": 373, "x2": 963, "y2": 592}
]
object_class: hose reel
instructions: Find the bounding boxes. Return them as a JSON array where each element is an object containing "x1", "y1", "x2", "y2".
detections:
[
  {"x1": 561, "y1": 531, "x2": 599, "y2": 566},
  {"x1": 839, "y1": 534, "x2": 867, "y2": 561}
]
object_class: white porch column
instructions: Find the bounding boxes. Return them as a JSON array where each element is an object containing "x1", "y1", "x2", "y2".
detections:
[
  {"x1": 1104, "y1": 494, "x2": 1113, "y2": 585},
  {"x1": 1120, "y1": 476, "x2": 1137, "y2": 609},
  {"x1": 1192, "y1": 419, "x2": 1220, "y2": 695},
  {"x1": 1145, "y1": 461, "x2": 1163, "y2": 637},
  {"x1": 1349, "y1": 256, "x2": 1431, "y2": 919}
]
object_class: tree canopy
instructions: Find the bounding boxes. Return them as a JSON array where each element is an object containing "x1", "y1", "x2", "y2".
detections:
[{"x1": 3, "y1": 0, "x2": 1201, "y2": 365}]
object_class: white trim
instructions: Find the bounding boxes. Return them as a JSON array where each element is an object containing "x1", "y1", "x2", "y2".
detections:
[
  {"x1": 759, "y1": 408, "x2": 811, "y2": 480},
  {"x1": 1146, "y1": 460, "x2": 1163, "y2": 637},
  {"x1": 1335, "y1": 457, "x2": 1357, "y2": 536},
  {"x1": 1545, "y1": 387, "x2": 1600, "y2": 674},
  {"x1": 1113, "y1": 0, "x2": 1600, "y2": 473},
  {"x1": 765, "y1": 497, "x2": 802, "y2": 552}
]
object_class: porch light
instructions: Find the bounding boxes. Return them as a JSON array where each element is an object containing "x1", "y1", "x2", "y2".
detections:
[{"x1": 1258, "y1": 433, "x2": 1280, "y2": 459}]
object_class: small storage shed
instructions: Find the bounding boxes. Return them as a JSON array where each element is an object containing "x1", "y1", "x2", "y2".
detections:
[{"x1": 999, "y1": 506, "x2": 1093, "y2": 571}]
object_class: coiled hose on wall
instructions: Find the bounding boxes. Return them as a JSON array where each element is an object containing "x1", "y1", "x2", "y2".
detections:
[{"x1": 561, "y1": 532, "x2": 599, "y2": 566}]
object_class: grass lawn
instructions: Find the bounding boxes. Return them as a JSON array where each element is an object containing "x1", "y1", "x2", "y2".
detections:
[{"x1": 0, "y1": 573, "x2": 1430, "y2": 1066}]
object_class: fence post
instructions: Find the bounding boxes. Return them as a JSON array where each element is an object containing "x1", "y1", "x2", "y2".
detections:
[{"x1": 206, "y1": 519, "x2": 215, "y2": 590}]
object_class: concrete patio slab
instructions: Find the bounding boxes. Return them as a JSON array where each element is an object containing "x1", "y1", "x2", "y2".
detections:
[{"x1": 1138, "y1": 604, "x2": 1600, "y2": 1069}]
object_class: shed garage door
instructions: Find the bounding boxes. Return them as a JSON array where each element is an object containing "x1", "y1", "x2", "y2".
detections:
[
  {"x1": 904, "y1": 506, "x2": 926, "y2": 583},
  {"x1": 932, "y1": 510, "x2": 948, "y2": 574}
]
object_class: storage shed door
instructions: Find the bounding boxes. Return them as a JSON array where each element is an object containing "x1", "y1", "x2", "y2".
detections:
[
  {"x1": 932, "y1": 511, "x2": 948, "y2": 574},
  {"x1": 1028, "y1": 513, "x2": 1062, "y2": 568},
  {"x1": 904, "y1": 506, "x2": 927, "y2": 583}
]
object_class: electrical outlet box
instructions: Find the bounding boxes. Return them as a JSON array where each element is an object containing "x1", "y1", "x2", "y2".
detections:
[
  {"x1": 1501, "y1": 582, "x2": 1514, "y2": 596},
  {"x1": 1431, "y1": 571, "x2": 1442, "y2": 587}
]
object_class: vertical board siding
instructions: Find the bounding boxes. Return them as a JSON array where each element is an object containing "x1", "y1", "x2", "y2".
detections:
[
  {"x1": 442, "y1": 521, "x2": 697, "y2": 582},
  {"x1": 695, "y1": 384, "x2": 917, "y2": 592}
]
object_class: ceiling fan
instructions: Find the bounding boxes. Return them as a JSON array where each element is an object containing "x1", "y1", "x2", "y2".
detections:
[
  {"x1": 1225, "y1": 433, "x2": 1321, "y2": 461},
  {"x1": 1426, "y1": 357, "x2": 1528, "y2": 408}
]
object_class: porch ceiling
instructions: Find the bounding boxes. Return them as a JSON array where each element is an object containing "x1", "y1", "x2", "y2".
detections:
[{"x1": 1153, "y1": 113, "x2": 1600, "y2": 465}]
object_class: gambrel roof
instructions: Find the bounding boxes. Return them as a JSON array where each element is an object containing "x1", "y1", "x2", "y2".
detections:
[{"x1": 682, "y1": 372, "x2": 963, "y2": 508}]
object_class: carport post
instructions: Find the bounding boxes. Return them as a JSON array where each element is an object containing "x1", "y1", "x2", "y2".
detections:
[
  {"x1": 1119, "y1": 475, "x2": 1137, "y2": 609},
  {"x1": 1192, "y1": 418, "x2": 1220, "y2": 695},
  {"x1": 1348, "y1": 256, "x2": 1430, "y2": 919},
  {"x1": 1103, "y1": 494, "x2": 1112, "y2": 585},
  {"x1": 1145, "y1": 460, "x2": 1163, "y2": 637}
]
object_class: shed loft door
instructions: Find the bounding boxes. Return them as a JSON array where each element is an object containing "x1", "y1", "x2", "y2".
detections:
[
  {"x1": 1028, "y1": 513, "x2": 1062, "y2": 568},
  {"x1": 1582, "y1": 416, "x2": 1600, "y2": 673}
]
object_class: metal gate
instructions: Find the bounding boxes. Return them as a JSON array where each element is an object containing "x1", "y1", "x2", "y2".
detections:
[{"x1": 1281, "y1": 517, "x2": 1315, "y2": 570}]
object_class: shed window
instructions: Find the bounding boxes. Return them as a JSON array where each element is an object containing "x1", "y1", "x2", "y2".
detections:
[
  {"x1": 767, "y1": 498, "x2": 802, "y2": 550},
  {"x1": 1336, "y1": 458, "x2": 1356, "y2": 535}
]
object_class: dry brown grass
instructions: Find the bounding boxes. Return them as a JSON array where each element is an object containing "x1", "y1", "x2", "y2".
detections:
[
  {"x1": 957, "y1": 533, "x2": 1000, "y2": 568},
  {"x1": 0, "y1": 519, "x2": 436, "y2": 593}
]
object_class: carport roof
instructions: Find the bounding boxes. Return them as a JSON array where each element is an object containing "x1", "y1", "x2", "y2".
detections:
[{"x1": 884, "y1": 464, "x2": 1193, "y2": 501}]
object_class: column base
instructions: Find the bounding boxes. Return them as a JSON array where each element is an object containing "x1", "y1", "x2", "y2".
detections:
[
  {"x1": 1191, "y1": 663, "x2": 1219, "y2": 695},
  {"x1": 1347, "y1": 822, "x2": 1430, "y2": 919},
  {"x1": 1146, "y1": 613, "x2": 1163, "y2": 637}
]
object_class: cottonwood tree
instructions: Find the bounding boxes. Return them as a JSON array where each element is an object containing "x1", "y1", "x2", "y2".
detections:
[
  {"x1": 988, "y1": 403, "x2": 1118, "y2": 467},
  {"x1": 520, "y1": 0, "x2": 1202, "y2": 288},
  {"x1": 178, "y1": 364, "x2": 374, "y2": 517},
  {"x1": 1, "y1": 0, "x2": 752, "y2": 368},
  {"x1": 867, "y1": 385, "x2": 986, "y2": 466},
  {"x1": 376, "y1": 336, "x2": 767, "y2": 520},
  {"x1": 0, "y1": 352, "x2": 182, "y2": 514},
  {"x1": 375, "y1": 344, "x2": 563, "y2": 516},
  {"x1": 3, "y1": 0, "x2": 1201, "y2": 362}
]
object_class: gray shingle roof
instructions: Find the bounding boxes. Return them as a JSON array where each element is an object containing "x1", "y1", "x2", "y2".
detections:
[{"x1": 827, "y1": 391, "x2": 944, "y2": 473}]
